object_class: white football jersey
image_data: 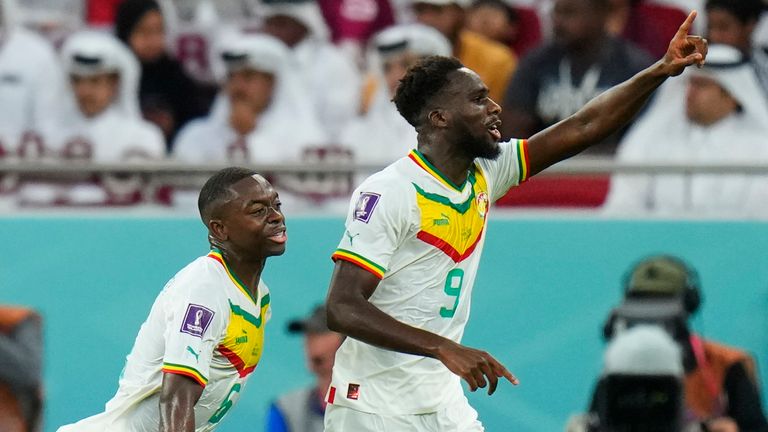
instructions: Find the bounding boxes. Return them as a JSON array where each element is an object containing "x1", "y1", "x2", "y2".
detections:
[
  {"x1": 58, "y1": 249, "x2": 272, "y2": 432},
  {"x1": 327, "y1": 140, "x2": 528, "y2": 415}
]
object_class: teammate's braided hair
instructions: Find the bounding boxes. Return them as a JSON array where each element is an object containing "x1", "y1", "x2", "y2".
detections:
[
  {"x1": 705, "y1": 0, "x2": 765, "y2": 23},
  {"x1": 392, "y1": 55, "x2": 464, "y2": 127},
  {"x1": 198, "y1": 167, "x2": 258, "y2": 224}
]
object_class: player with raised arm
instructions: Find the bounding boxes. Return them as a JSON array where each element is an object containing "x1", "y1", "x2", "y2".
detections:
[
  {"x1": 58, "y1": 167, "x2": 287, "y2": 432},
  {"x1": 324, "y1": 11, "x2": 707, "y2": 431}
]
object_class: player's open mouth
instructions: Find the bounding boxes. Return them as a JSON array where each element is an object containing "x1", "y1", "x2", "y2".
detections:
[
  {"x1": 487, "y1": 120, "x2": 502, "y2": 141},
  {"x1": 268, "y1": 229, "x2": 287, "y2": 244}
]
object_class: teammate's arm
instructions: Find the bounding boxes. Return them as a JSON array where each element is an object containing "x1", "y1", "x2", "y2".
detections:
[
  {"x1": 159, "y1": 373, "x2": 204, "y2": 432},
  {"x1": 326, "y1": 261, "x2": 518, "y2": 395},
  {"x1": 524, "y1": 10, "x2": 707, "y2": 177}
]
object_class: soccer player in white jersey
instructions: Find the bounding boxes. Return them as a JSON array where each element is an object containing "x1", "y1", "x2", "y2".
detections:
[
  {"x1": 323, "y1": 11, "x2": 708, "y2": 431},
  {"x1": 58, "y1": 167, "x2": 287, "y2": 432}
]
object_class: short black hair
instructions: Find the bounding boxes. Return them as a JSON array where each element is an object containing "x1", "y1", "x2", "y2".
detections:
[
  {"x1": 392, "y1": 55, "x2": 464, "y2": 127},
  {"x1": 706, "y1": 0, "x2": 765, "y2": 23},
  {"x1": 198, "y1": 167, "x2": 258, "y2": 224}
]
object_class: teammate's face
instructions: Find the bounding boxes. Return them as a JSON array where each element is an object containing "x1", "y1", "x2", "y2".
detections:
[
  {"x1": 219, "y1": 175, "x2": 287, "y2": 260},
  {"x1": 439, "y1": 68, "x2": 502, "y2": 159},
  {"x1": 226, "y1": 69, "x2": 275, "y2": 115},
  {"x1": 71, "y1": 73, "x2": 119, "y2": 118},
  {"x1": 129, "y1": 9, "x2": 166, "y2": 63},
  {"x1": 685, "y1": 75, "x2": 739, "y2": 126},
  {"x1": 706, "y1": 8, "x2": 755, "y2": 53}
]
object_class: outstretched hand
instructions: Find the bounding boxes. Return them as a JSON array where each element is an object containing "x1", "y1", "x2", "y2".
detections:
[
  {"x1": 663, "y1": 10, "x2": 708, "y2": 76},
  {"x1": 436, "y1": 340, "x2": 519, "y2": 395}
]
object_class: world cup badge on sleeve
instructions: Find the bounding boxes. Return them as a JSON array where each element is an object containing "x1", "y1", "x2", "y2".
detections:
[
  {"x1": 180, "y1": 304, "x2": 214, "y2": 338},
  {"x1": 353, "y1": 192, "x2": 380, "y2": 223}
]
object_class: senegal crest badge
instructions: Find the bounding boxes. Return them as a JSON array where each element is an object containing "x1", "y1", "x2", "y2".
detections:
[{"x1": 476, "y1": 191, "x2": 489, "y2": 218}]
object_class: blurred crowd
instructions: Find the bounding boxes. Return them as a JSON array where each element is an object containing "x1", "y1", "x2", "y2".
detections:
[{"x1": 1, "y1": 0, "x2": 768, "y2": 215}]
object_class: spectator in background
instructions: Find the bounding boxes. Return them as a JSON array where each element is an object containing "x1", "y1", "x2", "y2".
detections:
[
  {"x1": 604, "y1": 45, "x2": 768, "y2": 218},
  {"x1": 173, "y1": 32, "x2": 326, "y2": 165},
  {"x1": 19, "y1": 31, "x2": 165, "y2": 207},
  {"x1": 172, "y1": 33, "x2": 326, "y2": 208},
  {"x1": 116, "y1": 0, "x2": 212, "y2": 152},
  {"x1": 413, "y1": 0, "x2": 517, "y2": 102},
  {"x1": 0, "y1": 0, "x2": 63, "y2": 186},
  {"x1": 0, "y1": 306, "x2": 42, "y2": 432},
  {"x1": 572, "y1": 256, "x2": 768, "y2": 431},
  {"x1": 502, "y1": 0, "x2": 652, "y2": 155},
  {"x1": 261, "y1": 0, "x2": 362, "y2": 141},
  {"x1": 340, "y1": 23, "x2": 451, "y2": 169},
  {"x1": 605, "y1": 0, "x2": 688, "y2": 58},
  {"x1": 705, "y1": 0, "x2": 768, "y2": 95},
  {"x1": 465, "y1": 0, "x2": 520, "y2": 49},
  {"x1": 266, "y1": 305, "x2": 344, "y2": 432}
]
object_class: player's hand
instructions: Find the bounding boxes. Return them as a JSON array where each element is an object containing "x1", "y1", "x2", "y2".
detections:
[
  {"x1": 662, "y1": 10, "x2": 708, "y2": 77},
  {"x1": 435, "y1": 340, "x2": 519, "y2": 395}
]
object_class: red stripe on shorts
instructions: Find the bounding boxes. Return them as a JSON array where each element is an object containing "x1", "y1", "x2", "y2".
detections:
[{"x1": 328, "y1": 386, "x2": 336, "y2": 404}]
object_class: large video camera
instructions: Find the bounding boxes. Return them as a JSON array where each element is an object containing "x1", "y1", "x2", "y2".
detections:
[{"x1": 593, "y1": 297, "x2": 690, "y2": 432}]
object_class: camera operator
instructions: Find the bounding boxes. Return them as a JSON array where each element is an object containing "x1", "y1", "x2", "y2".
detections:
[{"x1": 567, "y1": 255, "x2": 767, "y2": 432}]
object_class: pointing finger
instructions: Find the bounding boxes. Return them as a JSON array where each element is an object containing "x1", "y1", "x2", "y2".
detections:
[
  {"x1": 489, "y1": 358, "x2": 520, "y2": 386},
  {"x1": 674, "y1": 10, "x2": 697, "y2": 39}
]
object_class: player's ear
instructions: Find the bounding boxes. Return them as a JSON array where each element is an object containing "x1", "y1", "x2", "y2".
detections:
[
  {"x1": 428, "y1": 109, "x2": 449, "y2": 128},
  {"x1": 208, "y1": 219, "x2": 228, "y2": 242}
]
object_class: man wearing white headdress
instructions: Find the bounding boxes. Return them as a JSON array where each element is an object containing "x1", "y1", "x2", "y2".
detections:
[
  {"x1": 172, "y1": 33, "x2": 327, "y2": 209},
  {"x1": 0, "y1": 0, "x2": 63, "y2": 195},
  {"x1": 260, "y1": 0, "x2": 361, "y2": 140},
  {"x1": 340, "y1": 24, "x2": 452, "y2": 170},
  {"x1": 604, "y1": 44, "x2": 768, "y2": 218},
  {"x1": 173, "y1": 33, "x2": 326, "y2": 165},
  {"x1": 17, "y1": 31, "x2": 166, "y2": 206}
]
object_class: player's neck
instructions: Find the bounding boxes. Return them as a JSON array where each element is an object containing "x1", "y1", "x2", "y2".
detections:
[
  {"x1": 416, "y1": 141, "x2": 474, "y2": 187},
  {"x1": 220, "y1": 250, "x2": 265, "y2": 296}
]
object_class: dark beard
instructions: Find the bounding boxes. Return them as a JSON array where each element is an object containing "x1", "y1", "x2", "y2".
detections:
[{"x1": 455, "y1": 121, "x2": 501, "y2": 160}]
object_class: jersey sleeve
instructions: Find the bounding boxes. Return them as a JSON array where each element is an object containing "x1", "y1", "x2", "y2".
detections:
[
  {"x1": 331, "y1": 178, "x2": 411, "y2": 279},
  {"x1": 479, "y1": 139, "x2": 530, "y2": 201},
  {"x1": 160, "y1": 273, "x2": 227, "y2": 387}
]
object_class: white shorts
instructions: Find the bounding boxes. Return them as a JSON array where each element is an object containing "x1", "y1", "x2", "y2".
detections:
[{"x1": 324, "y1": 397, "x2": 484, "y2": 432}]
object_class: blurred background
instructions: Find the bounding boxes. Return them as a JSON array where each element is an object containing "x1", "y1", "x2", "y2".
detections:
[{"x1": 1, "y1": 0, "x2": 768, "y2": 431}]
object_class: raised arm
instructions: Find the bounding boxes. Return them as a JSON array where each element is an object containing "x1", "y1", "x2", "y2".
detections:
[
  {"x1": 525, "y1": 10, "x2": 707, "y2": 177},
  {"x1": 326, "y1": 261, "x2": 518, "y2": 395},
  {"x1": 159, "y1": 373, "x2": 204, "y2": 432}
]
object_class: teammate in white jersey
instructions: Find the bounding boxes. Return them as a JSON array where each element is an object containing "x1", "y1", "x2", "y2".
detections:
[
  {"x1": 324, "y1": 11, "x2": 708, "y2": 431},
  {"x1": 58, "y1": 167, "x2": 287, "y2": 431}
]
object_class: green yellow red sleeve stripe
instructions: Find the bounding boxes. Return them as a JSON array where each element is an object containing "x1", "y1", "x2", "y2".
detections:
[
  {"x1": 332, "y1": 249, "x2": 386, "y2": 279},
  {"x1": 162, "y1": 362, "x2": 208, "y2": 387},
  {"x1": 516, "y1": 139, "x2": 529, "y2": 183}
]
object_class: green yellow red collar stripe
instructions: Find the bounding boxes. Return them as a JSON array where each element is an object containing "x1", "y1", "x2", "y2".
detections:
[
  {"x1": 516, "y1": 139, "x2": 530, "y2": 183},
  {"x1": 162, "y1": 363, "x2": 208, "y2": 387},
  {"x1": 332, "y1": 249, "x2": 386, "y2": 279},
  {"x1": 207, "y1": 249, "x2": 257, "y2": 306},
  {"x1": 408, "y1": 149, "x2": 471, "y2": 192}
]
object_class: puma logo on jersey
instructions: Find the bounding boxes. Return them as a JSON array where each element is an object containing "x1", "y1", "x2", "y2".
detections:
[
  {"x1": 186, "y1": 346, "x2": 200, "y2": 361},
  {"x1": 433, "y1": 213, "x2": 451, "y2": 226},
  {"x1": 345, "y1": 230, "x2": 360, "y2": 245}
]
